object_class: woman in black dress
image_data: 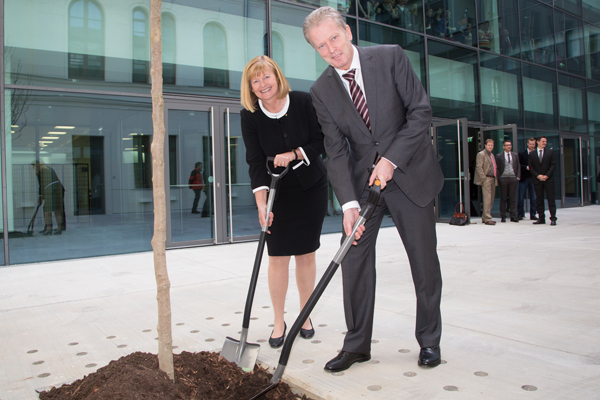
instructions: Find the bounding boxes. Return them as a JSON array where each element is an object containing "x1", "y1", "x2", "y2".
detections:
[{"x1": 240, "y1": 56, "x2": 327, "y2": 348}]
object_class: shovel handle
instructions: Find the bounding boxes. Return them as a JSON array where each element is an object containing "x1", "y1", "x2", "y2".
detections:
[{"x1": 270, "y1": 180, "x2": 382, "y2": 384}]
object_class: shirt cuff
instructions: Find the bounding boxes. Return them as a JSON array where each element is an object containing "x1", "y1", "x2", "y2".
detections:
[
  {"x1": 342, "y1": 200, "x2": 360, "y2": 212},
  {"x1": 292, "y1": 147, "x2": 309, "y2": 170},
  {"x1": 382, "y1": 156, "x2": 397, "y2": 169},
  {"x1": 252, "y1": 186, "x2": 269, "y2": 194}
]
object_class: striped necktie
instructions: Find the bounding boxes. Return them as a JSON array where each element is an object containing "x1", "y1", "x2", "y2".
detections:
[{"x1": 342, "y1": 69, "x2": 371, "y2": 131}]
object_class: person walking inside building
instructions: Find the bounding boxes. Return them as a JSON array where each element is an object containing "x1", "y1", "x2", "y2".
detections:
[
  {"x1": 189, "y1": 162, "x2": 205, "y2": 214},
  {"x1": 474, "y1": 139, "x2": 498, "y2": 225},
  {"x1": 304, "y1": 6, "x2": 444, "y2": 372},
  {"x1": 496, "y1": 139, "x2": 520, "y2": 223},
  {"x1": 32, "y1": 161, "x2": 66, "y2": 235}
]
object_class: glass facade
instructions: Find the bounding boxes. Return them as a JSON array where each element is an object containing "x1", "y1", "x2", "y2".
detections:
[{"x1": 2, "y1": 0, "x2": 600, "y2": 265}]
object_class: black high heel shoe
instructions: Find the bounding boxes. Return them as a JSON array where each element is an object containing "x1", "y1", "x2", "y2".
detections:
[
  {"x1": 300, "y1": 318, "x2": 315, "y2": 339},
  {"x1": 269, "y1": 323, "x2": 286, "y2": 348}
]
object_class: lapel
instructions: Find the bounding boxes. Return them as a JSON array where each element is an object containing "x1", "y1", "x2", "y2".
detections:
[
  {"x1": 325, "y1": 49, "x2": 373, "y2": 140},
  {"x1": 358, "y1": 48, "x2": 377, "y2": 137}
]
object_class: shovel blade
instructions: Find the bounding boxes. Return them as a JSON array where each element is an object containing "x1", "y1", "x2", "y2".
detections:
[{"x1": 221, "y1": 336, "x2": 260, "y2": 372}]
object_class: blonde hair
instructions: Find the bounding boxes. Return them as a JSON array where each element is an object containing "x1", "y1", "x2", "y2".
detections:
[
  {"x1": 303, "y1": 6, "x2": 347, "y2": 47},
  {"x1": 240, "y1": 56, "x2": 291, "y2": 112}
]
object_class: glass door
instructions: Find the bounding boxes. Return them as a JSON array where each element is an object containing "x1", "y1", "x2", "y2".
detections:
[
  {"x1": 164, "y1": 100, "x2": 259, "y2": 248},
  {"x1": 165, "y1": 103, "x2": 216, "y2": 246},
  {"x1": 561, "y1": 136, "x2": 589, "y2": 207},
  {"x1": 478, "y1": 124, "x2": 517, "y2": 216},
  {"x1": 432, "y1": 118, "x2": 469, "y2": 222}
]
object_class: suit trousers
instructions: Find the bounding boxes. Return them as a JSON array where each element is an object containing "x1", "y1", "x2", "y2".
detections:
[
  {"x1": 518, "y1": 177, "x2": 537, "y2": 219},
  {"x1": 481, "y1": 177, "x2": 496, "y2": 223},
  {"x1": 340, "y1": 180, "x2": 442, "y2": 354},
  {"x1": 499, "y1": 176, "x2": 518, "y2": 219},
  {"x1": 534, "y1": 180, "x2": 557, "y2": 221}
]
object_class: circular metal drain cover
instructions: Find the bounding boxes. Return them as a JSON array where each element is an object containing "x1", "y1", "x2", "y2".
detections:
[
  {"x1": 440, "y1": 360, "x2": 447, "y2": 364},
  {"x1": 117, "y1": 344, "x2": 127, "y2": 348},
  {"x1": 403, "y1": 372, "x2": 416, "y2": 377},
  {"x1": 37, "y1": 373, "x2": 50, "y2": 378},
  {"x1": 235, "y1": 311, "x2": 243, "y2": 314},
  {"x1": 85, "y1": 364, "x2": 97, "y2": 368},
  {"x1": 398, "y1": 349, "x2": 410, "y2": 353},
  {"x1": 106, "y1": 336, "x2": 116, "y2": 340},
  {"x1": 206, "y1": 317, "x2": 214, "y2": 320},
  {"x1": 68, "y1": 342, "x2": 79, "y2": 346},
  {"x1": 222, "y1": 323, "x2": 230, "y2": 326},
  {"x1": 176, "y1": 323, "x2": 184, "y2": 326},
  {"x1": 77, "y1": 352, "x2": 87, "y2": 356},
  {"x1": 33, "y1": 361, "x2": 44, "y2": 365},
  {"x1": 27, "y1": 350, "x2": 38, "y2": 354},
  {"x1": 368, "y1": 360, "x2": 380, "y2": 364},
  {"x1": 250, "y1": 317, "x2": 258, "y2": 320},
  {"x1": 268, "y1": 324, "x2": 274, "y2": 327},
  {"x1": 522, "y1": 385, "x2": 537, "y2": 391},
  {"x1": 173, "y1": 346, "x2": 178, "y2": 349},
  {"x1": 257, "y1": 339, "x2": 267, "y2": 343},
  {"x1": 262, "y1": 306, "x2": 270, "y2": 309},
  {"x1": 474, "y1": 371, "x2": 488, "y2": 377},
  {"x1": 318, "y1": 324, "x2": 327, "y2": 327},
  {"x1": 443, "y1": 386, "x2": 458, "y2": 391},
  {"x1": 142, "y1": 329, "x2": 152, "y2": 333},
  {"x1": 367, "y1": 385, "x2": 382, "y2": 391},
  {"x1": 190, "y1": 330, "x2": 199, "y2": 333},
  {"x1": 302, "y1": 359, "x2": 314, "y2": 364},
  {"x1": 205, "y1": 338, "x2": 215, "y2": 342},
  {"x1": 311, "y1": 340, "x2": 321, "y2": 344},
  {"x1": 332, "y1": 372, "x2": 344, "y2": 376},
  {"x1": 371, "y1": 340, "x2": 379, "y2": 344}
]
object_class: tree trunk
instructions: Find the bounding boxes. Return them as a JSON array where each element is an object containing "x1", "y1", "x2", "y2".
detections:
[{"x1": 149, "y1": 0, "x2": 174, "y2": 380}]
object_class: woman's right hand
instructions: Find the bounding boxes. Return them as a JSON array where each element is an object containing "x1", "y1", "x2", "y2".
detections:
[{"x1": 258, "y1": 206, "x2": 274, "y2": 233}]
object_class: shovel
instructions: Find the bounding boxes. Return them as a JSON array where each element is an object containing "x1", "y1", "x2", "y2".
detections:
[
  {"x1": 221, "y1": 157, "x2": 290, "y2": 372},
  {"x1": 249, "y1": 179, "x2": 382, "y2": 400}
]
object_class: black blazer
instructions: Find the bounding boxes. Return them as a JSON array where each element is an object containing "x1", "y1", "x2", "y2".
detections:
[
  {"x1": 241, "y1": 91, "x2": 326, "y2": 191},
  {"x1": 528, "y1": 148, "x2": 556, "y2": 183},
  {"x1": 518, "y1": 150, "x2": 532, "y2": 180},
  {"x1": 495, "y1": 151, "x2": 521, "y2": 180}
]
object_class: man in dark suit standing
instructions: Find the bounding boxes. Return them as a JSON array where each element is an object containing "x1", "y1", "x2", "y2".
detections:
[
  {"x1": 517, "y1": 137, "x2": 537, "y2": 220},
  {"x1": 529, "y1": 136, "x2": 557, "y2": 225},
  {"x1": 496, "y1": 139, "x2": 521, "y2": 223},
  {"x1": 304, "y1": 6, "x2": 444, "y2": 372}
]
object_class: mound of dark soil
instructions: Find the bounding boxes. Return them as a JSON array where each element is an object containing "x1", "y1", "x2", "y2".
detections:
[{"x1": 39, "y1": 351, "x2": 311, "y2": 400}]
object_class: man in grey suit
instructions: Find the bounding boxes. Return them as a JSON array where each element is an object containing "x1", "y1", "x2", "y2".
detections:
[
  {"x1": 495, "y1": 139, "x2": 521, "y2": 223},
  {"x1": 303, "y1": 6, "x2": 444, "y2": 372}
]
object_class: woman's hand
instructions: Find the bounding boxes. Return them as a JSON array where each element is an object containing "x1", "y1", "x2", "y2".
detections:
[
  {"x1": 258, "y1": 205, "x2": 274, "y2": 233},
  {"x1": 273, "y1": 151, "x2": 296, "y2": 167}
]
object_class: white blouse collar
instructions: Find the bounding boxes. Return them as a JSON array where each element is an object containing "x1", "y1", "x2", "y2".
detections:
[{"x1": 259, "y1": 94, "x2": 290, "y2": 119}]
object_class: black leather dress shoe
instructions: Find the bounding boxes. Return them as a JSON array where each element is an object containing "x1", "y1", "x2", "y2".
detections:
[
  {"x1": 324, "y1": 351, "x2": 371, "y2": 372},
  {"x1": 511, "y1": 218, "x2": 519, "y2": 223},
  {"x1": 550, "y1": 220, "x2": 557, "y2": 226},
  {"x1": 418, "y1": 346, "x2": 441, "y2": 367},
  {"x1": 533, "y1": 219, "x2": 546, "y2": 225},
  {"x1": 300, "y1": 318, "x2": 315, "y2": 339},
  {"x1": 501, "y1": 217, "x2": 506, "y2": 223},
  {"x1": 269, "y1": 323, "x2": 286, "y2": 349}
]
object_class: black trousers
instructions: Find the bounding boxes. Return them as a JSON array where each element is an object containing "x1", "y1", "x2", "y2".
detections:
[
  {"x1": 499, "y1": 176, "x2": 519, "y2": 219},
  {"x1": 534, "y1": 179, "x2": 556, "y2": 220},
  {"x1": 340, "y1": 180, "x2": 442, "y2": 354}
]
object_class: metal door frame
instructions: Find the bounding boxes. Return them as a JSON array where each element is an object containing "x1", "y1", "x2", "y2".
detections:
[
  {"x1": 560, "y1": 134, "x2": 590, "y2": 207},
  {"x1": 163, "y1": 99, "x2": 245, "y2": 248},
  {"x1": 431, "y1": 118, "x2": 469, "y2": 222},
  {"x1": 477, "y1": 124, "x2": 518, "y2": 151}
]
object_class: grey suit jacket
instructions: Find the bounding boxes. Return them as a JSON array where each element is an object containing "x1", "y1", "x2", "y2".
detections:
[
  {"x1": 495, "y1": 151, "x2": 521, "y2": 180},
  {"x1": 310, "y1": 45, "x2": 443, "y2": 208}
]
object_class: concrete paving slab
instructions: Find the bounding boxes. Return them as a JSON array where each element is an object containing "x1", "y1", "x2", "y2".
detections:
[{"x1": 1, "y1": 206, "x2": 599, "y2": 399}]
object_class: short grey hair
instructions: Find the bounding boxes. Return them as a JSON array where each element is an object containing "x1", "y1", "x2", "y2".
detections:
[{"x1": 303, "y1": 6, "x2": 347, "y2": 47}]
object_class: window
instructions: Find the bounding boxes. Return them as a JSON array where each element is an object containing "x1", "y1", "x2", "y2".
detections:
[
  {"x1": 68, "y1": 0, "x2": 104, "y2": 80},
  {"x1": 162, "y1": 13, "x2": 177, "y2": 85},
  {"x1": 203, "y1": 23, "x2": 229, "y2": 88},
  {"x1": 132, "y1": 8, "x2": 149, "y2": 83}
]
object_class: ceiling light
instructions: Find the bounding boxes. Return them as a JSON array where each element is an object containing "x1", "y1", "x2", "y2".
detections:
[
  {"x1": 54, "y1": 126, "x2": 75, "y2": 129},
  {"x1": 42, "y1": 136, "x2": 59, "y2": 140},
  {"x1": 48, "y1": 131, "x2": 66, "y2": 135}
]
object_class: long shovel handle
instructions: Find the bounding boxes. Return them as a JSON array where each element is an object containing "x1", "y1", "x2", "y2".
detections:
[
  {"x1": 269, "y1": 180, "x2": 381, "y2": 384},
  {"x1": 241, "y1": 157, "x2": 290, "y2": 330}
]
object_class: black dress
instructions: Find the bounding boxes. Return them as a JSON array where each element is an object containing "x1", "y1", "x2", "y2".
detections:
[{"x1": 241, "y1": 91, "x2": 328, "y2": 257}]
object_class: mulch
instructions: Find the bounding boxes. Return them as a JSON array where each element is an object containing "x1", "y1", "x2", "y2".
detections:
[{"x1": 38, "y1": 351, "x2": 312, "y2": 400}]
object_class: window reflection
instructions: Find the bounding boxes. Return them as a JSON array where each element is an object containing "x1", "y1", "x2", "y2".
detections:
[
  {"x1": 522, "y1": 64, "x2": 557, "y2": 129},
  {"x1": 476, "y1": 0, "x2": 520, "y2": 57},
  {"x1": 162, "y1": 13, "x2": 177, "y2": 85},
  {"x1": 425, "y1": 0, "x2": 476, "y2": 46},
  {"x1": 584, "y1": 25, "x2": 600, "y2": 81},
  {"x1": 68, "y1": 0, "x2": 104, "y2": 81},
  {"x1": 480, "y1": 53, "x2": 522, "y2": 126},
  {"x1": 203, "y1": 23, "x2": 229, "y2": 88},
  {"x1": 520, "y1": 0, "x2": 555, "y2": 68},
  {"x1": 132, "y1": 8, "x2": 149, "y2": 84},
  {"x1": 558, "y1": 75, "x2": 586, "y2": 133},
  {"x1": 555, "y1": 11, "x2": 585, "y2": 76}
]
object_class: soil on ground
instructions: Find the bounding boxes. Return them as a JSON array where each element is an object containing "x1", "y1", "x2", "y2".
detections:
[{"x1": 39, "y1": 351, "x2": 312, "y2": 400}]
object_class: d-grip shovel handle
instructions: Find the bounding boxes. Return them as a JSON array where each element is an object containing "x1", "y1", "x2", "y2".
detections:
[
  {"x1": 241, "y1": 157, "x2": 290, "y2": 331},
  {"x1": 269, "y1": 180, "x2": 382, "y2": 384}
]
